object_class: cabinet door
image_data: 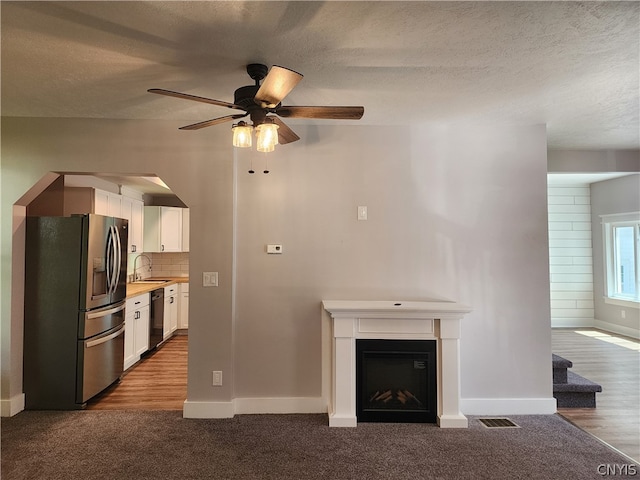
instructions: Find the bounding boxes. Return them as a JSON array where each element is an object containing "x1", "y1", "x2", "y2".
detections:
[
  {"x1": 108, "y1": 193, "x2": 122, "y2": 218},
  {"x1": 94, "y1": 190, "x2": 110, "y2": 216},
  {"x1": 130, "y1": 199, "x2": 144, "y2": 253},
  {"x1": 134, "y1": 304, "x2": 150, "y2": 356},
  {"x1": 169, "y1": 295, "x2": 178, "y2": 334},
  {"x1": 124, "y1": 311, "x2": 136, "y2": 370},
  {"x1": 143, "y1": 206, "x2": 182, "y2": 253},
  {"x1": 163, "y1": 296, "x2": 172, "y2": 340},
  {"x1": 160, "y1": 207, "x2": 183, "y2": 252},
  {"x1": 120, "y1": 197, "x2": 134, "y2": 252},
  {"x1": 123, "y1": 197, "x2": 144, "y2": 253},
  {"x1": 179, "y1": 284, "x2": 189, "y2": 329}
]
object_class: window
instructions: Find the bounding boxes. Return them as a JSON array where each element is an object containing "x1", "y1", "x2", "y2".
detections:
[{"x1": 602, "y1": 212, "x2": 640, "y2": 306}]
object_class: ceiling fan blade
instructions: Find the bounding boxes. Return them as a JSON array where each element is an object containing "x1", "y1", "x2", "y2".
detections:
[
  {"x1": 178, "y1": 114, "x2": 247, "y2": 131},
  {"x1": 148, "y1": 88, "x2": 243, "y2": 110},
  {"x1": 277, "y1": 105, "x2": 364, "y2": 120},
  {"x1": 254, "y1": 66, "x2": 303, "y2": 109},
  {"x1": 271, "y1": 117, "x2": 300, "y2": 145}
]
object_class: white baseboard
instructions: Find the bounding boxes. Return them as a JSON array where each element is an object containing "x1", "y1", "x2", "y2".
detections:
[
  {"x1": 551, "y1": 318, "x2": 595, "y2": 328},
  {"x1": 460, "y1": 397, "x2": 557, "y2": 415},
  {"x1": 183, "y1": 400, "x2": 234, "y2": 419},
  {"x1": 1, "y1": 393, "x2": 25, "y2": 417},
  {"x1": 552, "y1": 317, "x2": 640, "y2": 340},
  {"x1": 183, "y1": 397, "x2": 325, "y2": 419},
  {"x1": 593, "y1": 319, "x2": 640, "y2": 340},
  {"x1": 234, "y1": 397, "x2": 325, "y2": 415}
]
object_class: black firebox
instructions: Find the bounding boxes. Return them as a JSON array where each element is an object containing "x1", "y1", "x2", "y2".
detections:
[{"x1": 356, "y1": 339, "x2": 437, "y2": 423}]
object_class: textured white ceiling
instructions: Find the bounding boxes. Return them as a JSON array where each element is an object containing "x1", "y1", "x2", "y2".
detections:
[{"x1": 1, "y1": 1, "x2": 638, "y2": 149}]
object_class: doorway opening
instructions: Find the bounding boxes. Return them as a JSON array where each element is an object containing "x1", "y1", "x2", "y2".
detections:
[{"x1": 15, "y1": 172, "x2": 190, "y2": 412}]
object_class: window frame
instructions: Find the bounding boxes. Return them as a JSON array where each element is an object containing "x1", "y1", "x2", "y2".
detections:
[{"x1": 601, "y1": 212, "x2": 640, "y2": 308}]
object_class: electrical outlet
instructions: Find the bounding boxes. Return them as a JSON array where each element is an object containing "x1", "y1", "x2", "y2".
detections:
[
  {"x1": 212, "y1": 371, "x2": 222, "y2": 386},
  {"x1": 266, "y1": 244, "x2": 283, "y2": 254},
  {"x1": 621, "y1": 310, "x2": 626, "y2": 319}
]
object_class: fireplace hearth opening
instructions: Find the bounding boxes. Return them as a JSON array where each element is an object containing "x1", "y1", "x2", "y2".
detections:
[{"x1": 356, "y1": 339, "x2": 437, "y2": 423}]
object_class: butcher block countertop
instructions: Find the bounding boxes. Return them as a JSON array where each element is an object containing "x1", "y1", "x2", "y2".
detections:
[{"x1": 126, "y1": 277, "x2": 189, "y2": 298}]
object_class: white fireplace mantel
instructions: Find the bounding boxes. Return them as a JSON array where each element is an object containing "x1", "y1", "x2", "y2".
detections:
[{"x1": 322, "y1": 300, "x2": 471, "y2": 428}]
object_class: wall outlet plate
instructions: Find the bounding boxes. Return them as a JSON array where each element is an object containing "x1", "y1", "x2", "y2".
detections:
[
  {"x1": 266, "y1": 244, "x2": 283, "y2": 254},
  {"x1": 203, "y1": 271, "x2": 218, "y2": 287}
]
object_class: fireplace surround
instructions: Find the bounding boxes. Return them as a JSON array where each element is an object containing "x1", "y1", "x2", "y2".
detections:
[{"x1": 322, "y1": 300, "x2": 471, "y2": 428}]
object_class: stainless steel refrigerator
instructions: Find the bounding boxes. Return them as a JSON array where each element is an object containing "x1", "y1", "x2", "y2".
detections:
[{"x1": 24, "y1": 214, "x2": 128, "y2": 409}]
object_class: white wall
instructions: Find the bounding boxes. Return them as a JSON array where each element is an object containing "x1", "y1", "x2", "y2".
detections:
[
  {"x1": 1, "y1": 117, "x2": 554, "y2": 417},
  {"x1": 235, "y1": 123, "x2": 553, "y2": 414},
  {"x1": 547, "y1": 184, "x2": 595, "y2": 327}
]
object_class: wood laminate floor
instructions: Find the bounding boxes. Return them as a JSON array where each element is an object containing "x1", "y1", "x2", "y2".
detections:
[
  {"x1": 552, "y1": 328, "x2": 640, "y2": 463},
  {"x1": 86, "y1": 335, "x2": 187, "y2": 410}
]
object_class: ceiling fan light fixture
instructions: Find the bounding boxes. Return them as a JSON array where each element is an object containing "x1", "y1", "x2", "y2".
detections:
[
  {"x1": 255, "y1": 120, "x2": 279, "y2": 153},
  {"x1": 232, "y1": 121, "x2": 253, "y2": 148}
]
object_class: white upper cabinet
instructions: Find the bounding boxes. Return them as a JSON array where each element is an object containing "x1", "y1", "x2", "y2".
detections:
[
  {"x1": 121, "y1": 196, "x2": 144, "y2": 253},
  {"x1": 94, "y1": 189, "x2": 110, "y2": 216},
  {"x1": 143, "y1": 206, "x2": 183, "y2": 252},
  {"x1": 65, "y1": 187, "x2": 121, "y2": 217}
]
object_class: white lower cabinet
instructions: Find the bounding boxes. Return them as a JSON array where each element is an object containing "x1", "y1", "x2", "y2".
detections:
[
  {"x1": 164, "y1": 284, "x2": 179, "y2": 340},
  {"x1": 124, "y1": 293, "x2": 150, "y2": 370},
  {"x1": 179, "y1": 283, "x2": 189, "y2": 329}
]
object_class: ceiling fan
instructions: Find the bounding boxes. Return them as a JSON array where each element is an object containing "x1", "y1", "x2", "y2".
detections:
[{"x1": 148, "y1": 63, "x2": 364, "y2": 149}]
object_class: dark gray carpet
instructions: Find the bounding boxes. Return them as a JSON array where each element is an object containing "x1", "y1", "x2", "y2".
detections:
[{"x1": 2, "y1": 412, "x2": 638, "y2": 479}]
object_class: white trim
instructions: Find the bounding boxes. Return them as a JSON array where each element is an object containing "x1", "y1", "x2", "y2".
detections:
[
  {"x1": 593, "y1": 319, "x2": 640, "y2": 340},
  {"x1": 1, "y1": 393, "x2": 25, "y2": 417},
  {"x1": 603, "y1": 296, "x2": 640, "y2": 309},
  {"x1": 328, "y1": 414, "x2": 357, "y2": 427},
  {"x1": 551, "y1": 318, "x2": 595, "y2": 328},
  {"x1": 599, "y1": 212, "x2": 640, "y2": 223},
  {"x1": 438, "y1": 414, "x2": 469, "y2": 428},
  {"x1": 601, "y1": 213, "x2": 640, "y2": 304},
  {"x1": 460, "y1": 398, "x2": 557, "y2": 415},
  {"x1": 183, "y1": 400, "x2": 234, "y2": 419},
  {"x1": 322, "y1": 300, "x2": 471, "y2": 429},
  {"x1": 183, "y1": 397, "x2": 326, "y2": 419},
  {"x1": 233, "y1": 397, "x2": 326, "y2": 415}
]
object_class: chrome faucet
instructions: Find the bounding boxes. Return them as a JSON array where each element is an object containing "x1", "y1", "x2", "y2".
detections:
[{"x1": 132, "y1": 254, "x2": 152, "y2": 281}]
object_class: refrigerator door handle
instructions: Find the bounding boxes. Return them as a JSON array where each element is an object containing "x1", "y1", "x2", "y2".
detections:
[
  {"x1": 113, "y1": 224, "x2": 122, "y2": 293},
  {"x1": 86, "y1": 303, "x2": 125, "y2": 319},
  {"x1": 105, "y1": 226, "x2": 114, "y2": 295},
  {"x1": 85, "y1": 325, "x2": 125, "y2": 349}
]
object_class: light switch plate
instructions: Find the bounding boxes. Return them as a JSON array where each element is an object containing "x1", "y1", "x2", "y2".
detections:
[
  {"x1": 203, "y1": 271, "x2": 218, "y2": 287},
  {"x1": 357, "y1": 206, "x2": 368, "y2": 220}
]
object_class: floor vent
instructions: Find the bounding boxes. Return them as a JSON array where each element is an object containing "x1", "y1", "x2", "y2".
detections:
[{"x1": 478, "y1": 418, "x2": 520, "y2": 428}]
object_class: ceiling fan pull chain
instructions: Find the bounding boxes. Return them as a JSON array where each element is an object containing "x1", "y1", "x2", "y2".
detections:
[
  {"x1": 248, "y1": 156, "x2": 255, "y2": 174},
  {"x1": 263, "y1": 156, "x2": 270, "y2": 174}
]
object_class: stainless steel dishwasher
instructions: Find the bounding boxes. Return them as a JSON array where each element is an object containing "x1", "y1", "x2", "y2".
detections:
[{"x1": 149, "y1": 288, "x2": 164, "y2": 350}]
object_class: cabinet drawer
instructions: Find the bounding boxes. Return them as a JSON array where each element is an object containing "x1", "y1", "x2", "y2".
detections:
[
  {"x1": 126, "y1": 293, "x2": 150, "y2": 311},
  {"x1": 164, "y1": 285, "x2": 178, "y2": 296}
]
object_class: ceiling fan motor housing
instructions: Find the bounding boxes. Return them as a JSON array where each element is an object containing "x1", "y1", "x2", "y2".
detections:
[
  {"x1": 234, "y1": 85, "x2": 260, "y2": 109},
  {"x1": 246, "y1": 63, "x2": 269, "y2": 83},
  {"x1": 234, "y1": 84, "x2": 270, "y2": 125}
]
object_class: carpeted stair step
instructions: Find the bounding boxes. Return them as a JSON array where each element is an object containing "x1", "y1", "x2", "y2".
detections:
[
  {"x1": 552, "y1": 354, "x2": 572, "y2": 384},
  {"x1": 553, "y1": 371, "x2": 602, "y2": 408}
]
